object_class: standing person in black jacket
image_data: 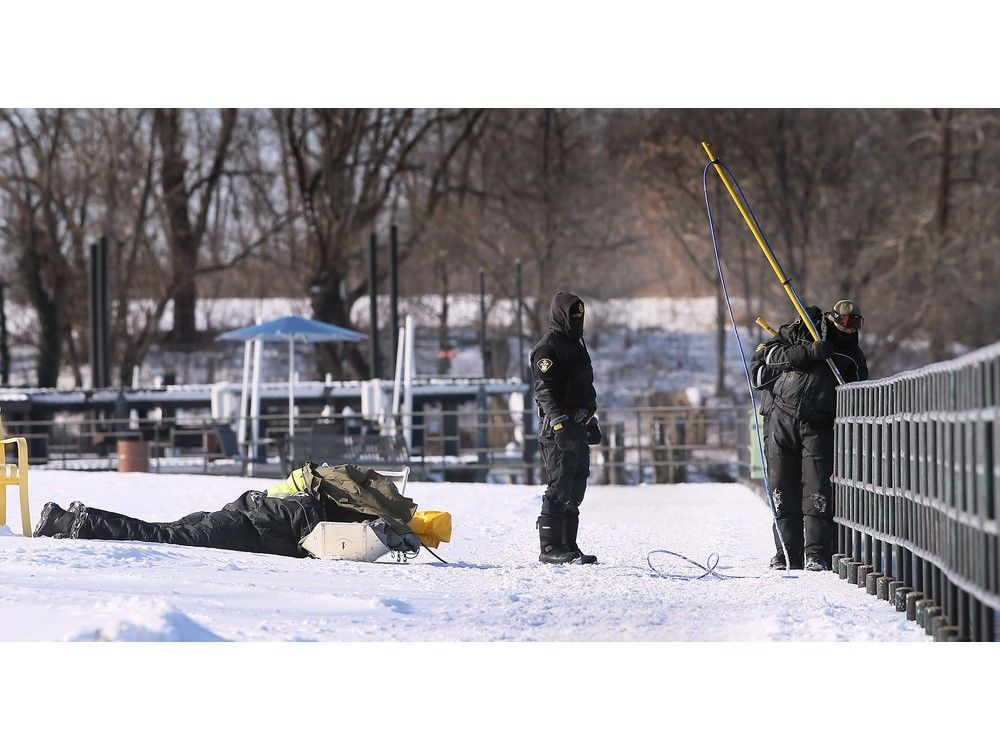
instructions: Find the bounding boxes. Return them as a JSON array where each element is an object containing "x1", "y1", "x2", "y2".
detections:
[
  {"x1": 750, "y1": 300, "x2": 868, "y2": 572},
  {"x1": 530, "y1": 291, "x2": 601, "y2": 564}
]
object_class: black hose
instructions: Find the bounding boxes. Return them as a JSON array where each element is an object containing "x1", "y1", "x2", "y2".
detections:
[
  {"x1": 647, "y1": 549, "x2": 762, "y2": 580},
  {"x1": 701, "y1": 158, "x2": 790, "y2": 566}
]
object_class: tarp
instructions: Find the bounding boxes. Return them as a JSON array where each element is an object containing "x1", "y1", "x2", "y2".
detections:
[{"x1": 268, "y1": 464, "x2": 452, "y2": 549}]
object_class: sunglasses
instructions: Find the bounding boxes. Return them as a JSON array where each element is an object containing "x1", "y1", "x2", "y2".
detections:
[{"x1": 834, "y1": 312, "x2": 864, "y2": 330}]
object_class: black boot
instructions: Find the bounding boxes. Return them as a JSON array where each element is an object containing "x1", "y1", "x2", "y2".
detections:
[
  {"x1": 564, "y1": 514, "x2": 597, "y2": 564},
  {"x1": 537, "y1": 515, "x2": 579, "y2": 564},
  {"x1": 768, "y1": 551, "x2": 786, "y2": 570},
  {"x1": 33, "y1": 502, "x2": 77, "y2": 538},
  {"x1": 774, "y1": 518, "x2": 804, "y2": 569},
  {"x1": 804, "y1": 554, "x2": 829, "y2": 572}
]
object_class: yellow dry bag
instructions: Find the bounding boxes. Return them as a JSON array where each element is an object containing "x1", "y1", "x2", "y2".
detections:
[{"x1": 408, "y1": 510, "x2": 452, "y2": 549}]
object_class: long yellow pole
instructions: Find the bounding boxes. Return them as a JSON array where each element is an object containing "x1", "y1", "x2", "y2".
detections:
[
  {"x1": 701, "y1": 141, "x2": 844, "y2": 385},
  {"x1": 754, "y1": 317, "x2": 778, "y2": 337}
]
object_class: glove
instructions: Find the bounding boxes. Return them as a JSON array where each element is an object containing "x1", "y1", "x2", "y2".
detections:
[
  {"x1": 585, "y1": 417, "x2": 602, "y2": 446},
  {"x1": 806, "y1": 340, "x2": 833, "y2": 360},
  {"x1": 787, "y1": 340, "x2": 832, "y2": 367},
  {"x1": 551, "y1": 416, "x2": 581, "y2": 451}
]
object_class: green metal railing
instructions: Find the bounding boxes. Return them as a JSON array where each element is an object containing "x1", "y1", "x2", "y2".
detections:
[
  {"x1": 1, "y1": 405, "x2": 753, "y2": 485},
  {"x1": 833, "y1": 342, "x2": 1000, "y2": 641}
]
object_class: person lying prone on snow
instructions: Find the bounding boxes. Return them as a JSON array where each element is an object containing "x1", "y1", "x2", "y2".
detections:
[{"x1": 32, "y1": 463, "x2": 449, "y2": 560}]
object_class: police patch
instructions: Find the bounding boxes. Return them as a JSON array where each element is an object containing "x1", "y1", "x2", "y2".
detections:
[{"x1": 537, "y1": 358, "x2": 553, "y2": 373}]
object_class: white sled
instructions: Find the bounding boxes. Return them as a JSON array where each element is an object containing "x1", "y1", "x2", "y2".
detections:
[
  {"x1": 300, "y1": 521, "x2": 391, "y2": 562},
  {"x1": 297, "y1": 467, "x2": 412, "y2": 562}
]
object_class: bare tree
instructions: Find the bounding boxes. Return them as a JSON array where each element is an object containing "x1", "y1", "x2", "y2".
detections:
[
  {"x1": 277, "y1": 108, "x2": 481, "y2": 378},
  {"x1": 3, "y1": 107, "x2": 1000, "y2": 391},
  {"x1": 0, "y1": 109, "x2": 83, "y2": 387},
  {"x1": 436, "y1": 110, "x2": 641, "y2": 341},
  {"x1": 628, "y1": 110, "x2": 748, "y2": 396},
  {"x1": 153, "y1": 108, "x2": 238, "y2": 344}
]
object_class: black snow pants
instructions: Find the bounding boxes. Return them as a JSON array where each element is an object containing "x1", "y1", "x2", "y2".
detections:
[
  {"x1": 766, "y1": 409, "x2": 835, "y2": 563},
  {"x1": 70, "y1": 490, "x2": 369, "y2": 557},
  {"x1": 539, "y1": 428, "x2": 590, "y2": 517}
]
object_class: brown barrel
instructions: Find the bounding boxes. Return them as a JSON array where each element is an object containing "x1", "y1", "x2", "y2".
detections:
[{"x1": 117, "y1": 440, "x2": 149, "y2": 473}]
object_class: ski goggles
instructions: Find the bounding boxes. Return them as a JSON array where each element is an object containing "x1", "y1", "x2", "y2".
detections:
[{"x1": 833, "y1": 312, "x2": 864, "y2": 330}]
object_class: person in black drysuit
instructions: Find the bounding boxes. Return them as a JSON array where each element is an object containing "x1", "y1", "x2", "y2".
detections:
[
  {"x1": 32, "y1": 490, "x2": 396, "y2": 558},
  {"x1": 33, "y1": 467, "x2": 419, "y2": 557},
  {"x1": 750, "y1": 300, "x2": 868, "y2": 572},
  {"x1": 530, "y1": 291, "x2": 602, "y2": 564}
]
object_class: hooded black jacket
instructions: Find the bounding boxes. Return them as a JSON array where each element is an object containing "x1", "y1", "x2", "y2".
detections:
[
  {"x1": 750, "y1": 305, "x2": 868, "y2": 422},
  {"x1": 529, "y1": 292, "x2": 597, "y2": 424}
]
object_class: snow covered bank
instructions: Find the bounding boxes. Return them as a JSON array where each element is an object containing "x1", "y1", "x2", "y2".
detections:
[{"x1": 0, "y1": 471, "x2": 925, "y2": 641}]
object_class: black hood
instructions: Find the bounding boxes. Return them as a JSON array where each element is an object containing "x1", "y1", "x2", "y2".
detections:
[
  {"x1": 802, "y1": 305, "x2": 823, "y2": 325},
  {"x1": 549, "y1": 291, "x2": 585, "y2": 338},
  {"x1": 799, "y1": 305, "x2": 832, "y2": 338}
]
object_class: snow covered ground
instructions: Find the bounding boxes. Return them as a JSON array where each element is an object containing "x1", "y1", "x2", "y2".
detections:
[{"x1": 1, "y1": 470, "x2": 925, "y2": 642}]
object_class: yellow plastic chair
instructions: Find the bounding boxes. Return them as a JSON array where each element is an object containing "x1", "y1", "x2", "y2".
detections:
[{"x1": 1, "y1": 432, "x2": 31, "y2": 537}]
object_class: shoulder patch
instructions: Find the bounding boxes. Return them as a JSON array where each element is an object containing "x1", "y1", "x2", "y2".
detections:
[
  {"x1": 755, "y1": 342, "x2": 765, "y2": 352},
  {"x1": 537, "y1": 358, "x2": 554, "y2": 373}
]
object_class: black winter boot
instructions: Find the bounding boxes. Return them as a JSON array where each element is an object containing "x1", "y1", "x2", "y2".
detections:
[
  {"x1": 564, "y1": 514, "x2": 597, "y2": 564},
  {"x1": 537, "y1": 515, "x2": 580, "y2": 564},
  {"x1": 768, "y1": 549, "x2": 802, "y2": 570},
  {"x1": 774, "y1": 519, "x2": 804, "y2": 570},
  {"x1": 769, "y1": 547, "x2": 804, "y2": 570},
  {"x1": 33, "y1": 502, "x2": 77, "y2": 538},
  {"x1": 804, "y1": 554, "x2": 829, "y2": 572}
]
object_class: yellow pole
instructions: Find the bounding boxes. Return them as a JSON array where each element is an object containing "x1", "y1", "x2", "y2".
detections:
[
  {"x1": 755, "y1": 317, "x2": 778, "y2": 337},
  {"x1": 701, "y1": 141, "x2": 844, "y2": 385}
]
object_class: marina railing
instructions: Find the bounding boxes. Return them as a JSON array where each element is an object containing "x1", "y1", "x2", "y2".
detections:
[
  {"x1": 834, "y1": 342, "x2": 1000, "y2": 641},
  {"x1": 0, "y1": 405, "x2": 753, "y2": 485}
]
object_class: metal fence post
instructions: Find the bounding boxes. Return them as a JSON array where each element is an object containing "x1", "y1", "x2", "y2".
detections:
[
  {"x1": 635, "y1": 411, "x2": 644, "y2": 484},
  {"x1": 476, "y1": 385, "x2": 488, "y2": 470}
]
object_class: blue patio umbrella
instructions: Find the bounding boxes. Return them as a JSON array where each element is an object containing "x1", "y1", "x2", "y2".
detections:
[
  {"x1": 217, "y1": 315, "x2": 367, "y2": 345},
  {"x1": 216, "y1": 316, "x2": 367, "y2": 468}
]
